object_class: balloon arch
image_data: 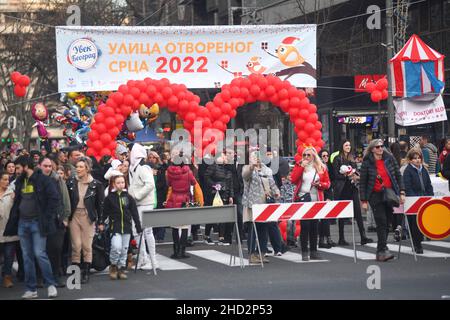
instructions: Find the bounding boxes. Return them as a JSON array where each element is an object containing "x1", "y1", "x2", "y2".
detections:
[{"x1": 86, "y1": 74, "x2": 324, "y2": 160}]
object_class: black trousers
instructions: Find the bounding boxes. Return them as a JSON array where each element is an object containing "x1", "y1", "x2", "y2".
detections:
[
  {"x1": 172, "y1": 228, "x2": 188, "y2": 249},
  {"x1": 300, "y1": 220, "x2": 318, "y2": 253},
  {"x1": 369, "y1": 192, "x2": 394, "y2": 252},
  {"x1": 406, "y1": 215, "x2": 423, "y2": 248},
  {"x1": 318, "y1": 220, "x2": 330, "y2": 238},
  {"x1": 219, "y1": 223, "x2": 234, "y2": 243},
  {"x1": 339, "y1": 190, "x2": 366, "y2": 240},
  {"x1": 47, "y1": 227, "x2": 66, "y2": 277}
]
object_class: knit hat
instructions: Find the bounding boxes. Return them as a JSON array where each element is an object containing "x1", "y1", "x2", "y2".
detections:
[
  {"x1": 111, "y1": 159, "x2": 122, "y2": 170},
  {"x1": 116, "y1": 144, "x2": 128, "y2": 156}
]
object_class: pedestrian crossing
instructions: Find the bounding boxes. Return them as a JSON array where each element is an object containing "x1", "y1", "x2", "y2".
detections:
[{"x1": 87, "y1": 241, "x2": 449, "y2": 274}]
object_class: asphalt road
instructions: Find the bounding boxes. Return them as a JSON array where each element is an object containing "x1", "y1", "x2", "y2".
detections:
[{"x1": 0, "y1": 227, "x2": 449, "y2": 301}]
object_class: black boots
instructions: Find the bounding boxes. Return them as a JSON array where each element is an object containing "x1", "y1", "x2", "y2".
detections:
[
  {"x1": 318, "y1": 236, "x2": 331, "y2": 249},
  {"x1": 171, "y1": 243, "x2": 180, "y2": 259},
  {"x1": 360, "y1": 230, "x2": 374, "y2": 245},
  {"x1": 179, "y1": 246, "x2": 190, "y2": 259},
  {"x1": 81, "y1": 263, "x2": 90, "y2": 284}
]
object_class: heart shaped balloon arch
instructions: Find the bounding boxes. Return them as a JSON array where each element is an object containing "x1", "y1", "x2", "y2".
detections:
[{"x1": 86, "y1": 74, "x2": 324, "y2": 161}]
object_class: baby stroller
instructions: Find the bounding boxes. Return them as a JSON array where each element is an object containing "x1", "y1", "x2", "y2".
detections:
[{"x1": 92, "y1": 223, "x2": 111, "y2": 272}]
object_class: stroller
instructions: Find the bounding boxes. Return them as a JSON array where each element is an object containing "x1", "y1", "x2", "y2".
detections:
[{"x1": 91, "y1": 223, "x2": 111, "y2": 271}]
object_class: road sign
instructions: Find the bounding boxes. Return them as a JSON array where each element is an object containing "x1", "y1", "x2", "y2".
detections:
[{"x1": 417, "y1": 199, "x2": 450, "y2": 240}]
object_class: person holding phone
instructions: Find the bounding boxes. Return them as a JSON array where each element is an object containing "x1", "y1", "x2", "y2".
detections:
[{"x1": 291, "y1": 147, "x2": 330, "y2": 261}]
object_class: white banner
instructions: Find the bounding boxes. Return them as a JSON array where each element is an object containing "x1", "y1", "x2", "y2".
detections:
[
  {"x1": 394, "y1": 95, "x2": 447, "y2": 126},
  {"x1": 56, "y1": 25, "x2": 316, "y2": 92}
]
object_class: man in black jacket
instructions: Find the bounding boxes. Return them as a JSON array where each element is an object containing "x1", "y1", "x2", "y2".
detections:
[{"x1": 4, "y1": 156, "x2": 59, "y2": 299}]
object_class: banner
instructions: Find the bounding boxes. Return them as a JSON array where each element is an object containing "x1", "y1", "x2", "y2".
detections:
[
  {"x1": 394, "y1": 95, "x2": 447, "y2": 126},
  {"x1": 56, "y1": 25, "x2": 316, "y2": 92}
]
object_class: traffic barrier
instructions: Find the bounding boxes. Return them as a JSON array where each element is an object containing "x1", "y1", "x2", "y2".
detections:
[
  {"x1": 395, "y1": 196, "x2": 450, "y2": 261},
  {"x1": 250, "y1": 201, "x2": 357, "y2": 265},
  {"x1": 140, "y1": 205, "x2": 245, "y2": 271},
  {"x1": 404, "y1": 196, "x2": 450, "y2": 214}
]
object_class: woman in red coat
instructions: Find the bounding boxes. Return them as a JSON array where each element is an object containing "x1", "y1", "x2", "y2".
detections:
[
  {"x1": 165, "y1": 153, "x2": 198, "y2": 259},
  {"x1": 291, "y1": 147, "x2": 331, "y2": 261}
]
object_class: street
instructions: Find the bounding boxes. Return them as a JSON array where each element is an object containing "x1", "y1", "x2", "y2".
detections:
[{"x1": 1, "y1": 228, "x2": 448, "y2": 300}]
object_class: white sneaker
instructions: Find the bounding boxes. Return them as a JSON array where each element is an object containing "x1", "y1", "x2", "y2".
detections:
[
  {"x1": 22, "y1": 291, "x2": 38, "y2": 299},
  {"x1": 275, "y1": 252, "x2": 283, "y2": 256},
  {"x1": 48, "y1": 285, "x2": 58, "y2": 298},
  {"x1": 138, "y1": 263, "x2": 154, "y2": 270}
]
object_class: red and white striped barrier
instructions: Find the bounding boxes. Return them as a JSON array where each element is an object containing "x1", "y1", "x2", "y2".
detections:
[
  {"x1": 404, "y1": 196, "x2": 450, "y2": 215},
  {"x1": 252, "y1": 200, "x2": 354, "y2": 222}
]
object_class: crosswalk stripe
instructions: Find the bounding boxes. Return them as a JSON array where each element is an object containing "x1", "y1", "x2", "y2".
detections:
[
  {"x1": 317, "y1": 247, "x2": 376, "y2": 260},
  {"x1": 155, "y1": 253, "x2": 197, "y2": 270},
  {"x1": 422, "y1": 241, "x2": 450, "y2": 249},
  {"x1": 366, "y1": 243, "x2": 450, "y2": 258},
  {"x1": 273, "y1": 251, "x2": 329, "y2": 263},
  {"x1": 187, "y1": 250, "x2": 248, "y2": 266}
]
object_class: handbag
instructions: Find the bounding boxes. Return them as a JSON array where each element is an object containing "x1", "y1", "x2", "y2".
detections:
[
  {"x1": 296, "y1": 171, "x2": 317, "y2": 203},
  {"x1": 259, "y1": 172, "x2": 276, "y2": 204},
  {"x1": 376, "y1": 175, "x2": 400, "y2": 208}
]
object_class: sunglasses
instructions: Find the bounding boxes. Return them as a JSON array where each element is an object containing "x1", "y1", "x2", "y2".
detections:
[
  {"x1": 321, "y1": 154, "x2": 329, "y2": 158},
  {"x1": 303, "y1": 154, "x2": 312, "y2": 157},
  {"x1": 374, "y1": 145, "x2": 383, "y2": 149}
]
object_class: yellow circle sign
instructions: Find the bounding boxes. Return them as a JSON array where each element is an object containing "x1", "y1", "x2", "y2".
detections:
[{"x1": 417, "y1": 199, "x2": 450, "y2": 240}]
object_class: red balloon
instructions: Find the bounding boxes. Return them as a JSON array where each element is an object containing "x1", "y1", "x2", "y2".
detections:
[
  {"x1": 104, "y1": 117, "x2": 116, "y2": 129},
  {"x1": 312, "y1": 130, "x2": 322, "y2": 140},
  {"x1": 121, "y1": 106, "x2": 132, "y2": 117},
  {"x1": 146, "y1": 85, "x2": 157, "y2": 97},
  {"x1": 269, "y1": 94, "x2": 279, "y2": 105},
  {"x1": 221, "y1": 103, "x2": 231, "y2": 114},
  {"x1": 289, "y1": 108, "x2": 299, "y2": 118},
  {"x1": 297, "y1": 90, "x2": 306, "y2": 100},
  {"x1": 118, "y1": 85, "x2": 129, "y2": 95},
  {"x1": 168, "y1": 96, "x2": 179, "y2": 107},
  {"x1": 109, "y1": 127, "x2": 120, "y2": 138},
  {"x1": 123, "y1": 94, "x2": 135, "y2": 106},
  {"x1": 100, "y1": 133, "x2": 112, "y2": 145},
  {"x1": 18, "y1": 75, "x2": 31, "y2": 87},
  {"x1": 278, "y1": 89, "x2": 289, "y2": 100},
  {"x1": 100, "y1": 148, "x2": 112, "y2": 157},
  {"x1": 376, "y1": 78, "x2": 388, "y2": 91},
  {"x1": 299, "y1": 109, "x2": 309, "y2": 120},
  {"x1": 288, "y1": 86, "x2": 299, "y2": 98},
  {"x1": 306, "y1": 137, "x2": 315, "y2": 146},
  {"x1": 307, "y1": 113, "x2": 319, "y2": 123},
  {"x1": 304, "y1": 123, "x2": 315, "y2": 133},
  {"x1": 230, "y1": 86, "x2": 241, "y2": 98},
  {"x1": 103, "y1": 107, "x2": 115, "y2": 118},
  {"x1": 279, "y1": 99, "x2": 290, "y2": 112},
  {"x1": 88, "y1": 131, "x2": 99, "y2": 141},
  {"x1": 365, "y1": 82, "x2": 376, "y2": 93},
  {"x1": 241, "y1": 78, "x2": 251, "y2": 88},
  {"x1": 249, "y1": 84, "x2": 260, "y2": 96},
  {"x1": 257, "y1": 77, "x2": 268, "y2": 89},
  {"x1": 179, "y1": 100, "x2": 189, "y2": 111},
  {"x1": 13, "y1": 85, "x2": 26, "y2": 97},
  {"x1": 10, "y1": 71, "x2": 21, "y2": 84},
  {"x1": 135, "y1": 80, "x2": 147, "y2": 91},
  {"x1": 300, "y1": 97, "x2": 310, "y2": 108},
  {"x1": 230, "y1": 109, "x2": 237, "y2": 118},
  {"x1": 381, "y1": 89, "x2": 388, "y2": 100},
  {"x1": 111, "y1": 92, "x2": 124, "y2": 104},
  {"x1": 139, "y1": 93, "x2": 150, "y2": 105},
  {"x1": 108, "y1": 141, "x2": 117, "y2": 151},
  {"x1": 265, "y1": 85, "x2": 276, "y2": 97},
  {"x1": 371, "y1": 90, "x2": 382, "y2": 103},
  {"x1": 211, "y1": 107, "x2": 222, "y2": 120},
  {"x1": 315, "y1": 121, "x2": 323, "y2": 130},
  {"x1": 213, "y1": 121, "x2": 223, "y2": 130},
  {"x1": 186, "y1": 112, "x2": 196, "y2": 123},
  {"x1": 92, "y1": 140, "x2": 103, "y2": 151},
  {"x1": 161, "y1": 87, "x2": 173, "y2": 99},
  {"x1": 106, "y1": 99, "x2": 117, "y2": 109},
  {"x1": 308, "y1": 104, "x2": 317, "y2": 113},
  {"x1": 290, "y1": 97, "x2": 301, "y2": 109},
  {"x1": 298, "y1": 130, "x2": 308, "y2": 141},
  {"x1": 213, "y1": 95, "x2": 224, "y2": 106},
  {"x1": 95, "y1": 112, "x2": 105, "y2": 123},
  {"x1": 96, "y1": 123, "x2": 107, "y2": 134},
  {"x1": 154, "y1": 93, "x2": 164, "y2": 105},
  {"x1": 229, "y1": 98, "x2": 240, "y2": 109},
  {"x1": 127, "y1": 80, "x2": 137, "y2": 88},
  {"x1": 240, "y1": 87, "x2": 250, "y2": 99},
  {"x1": 295, "y1": 118, "x2": 306, "y2": 129},
  {"x1": 189, "y1": 101, "x2": 198, "y2": 112},
  {"x1": 86, "y1": 149, "x2": 96, "y2": 157},
  {"x1": 130, "y1": 87, "x2": 141, "y2": 99},
  {"x1": 221, "y1": 89, "x2": 231, "y2": 101}
]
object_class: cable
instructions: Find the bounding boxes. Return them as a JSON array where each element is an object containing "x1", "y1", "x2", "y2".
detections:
[
  {"x1": 136, "y1": 0, "x2": 177, "y2": 26},
  {"x1": 0, "y1": 13, "x2": 55, "y2": 29},
  {"x1": 4, "y1": 92, "x2": 61, "y2": 108}
]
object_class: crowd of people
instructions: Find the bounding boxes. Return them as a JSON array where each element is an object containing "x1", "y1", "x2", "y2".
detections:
[{"x1": 0, "y1": 135, "x2": 449, "y2": 299}]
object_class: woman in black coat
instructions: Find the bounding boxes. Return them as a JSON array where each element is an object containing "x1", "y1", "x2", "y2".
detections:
[
  {"x1": 403, "y1": 148, "x2": 433, "y2": 254},
  {"x1": 332, "y1": 141, "x2": 373, "y2": 246},
  {"x1": 318, "y1": 150, "x2": 336, "y2": 248},
  {"x1": 360, "y1": 139, "x2": 405, "y2": 262}
]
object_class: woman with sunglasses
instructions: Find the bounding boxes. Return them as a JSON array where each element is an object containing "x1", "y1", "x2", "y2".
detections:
[
  {"x1": 360, "y1": 139, "x2": 405, "y2": 262},
  {"x1": 332, "y1": 141, "x2": 373, "y2": 246},
  {"x1": 291, "y1": 147, "x2": 331, "y2": 261}
]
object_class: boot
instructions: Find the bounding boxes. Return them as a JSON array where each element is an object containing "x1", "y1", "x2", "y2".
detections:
[
  {"x1": 3, "y1": 275, "x2": 14, "y2": 288},
  {"x1": 360, "y1": 230, "x2": 374, "y2": 245},
  {"x1": 326, "y1": 236, "x2": 336, "y2": 247},
  {"x1": 338, "y1": 238, "x2": 350, "y2": 246},
  {"x1": 117, "y1": 267, "x2": 128, "y2": 280},
  {"x1": 310, "y1": 251, "x2": 323, "y2": 260},
  {"x1": 170, "y1": 243, "x2": 180, "y2": 259},
  {"x1": 109, "y1": 265, "x2": 118, "y2": 280},
  {"x1": 81, "y1": 263, "x2": 90, "y2": 284},
  {"x1": 54, "y1": 275, "x2": 65, "y2": 288},
  {"x1": 318, "y1": 236, "x2": 331, "y2": 249},
  {"x1": 127, "y1": 253, "x2": 134, "y2": 270},
  {"x1": 301, "y1": 251, "x2": 310, "y2": 262},
  {"x1": 179, "y1": 246, "x2": 190, "y2": 259}
]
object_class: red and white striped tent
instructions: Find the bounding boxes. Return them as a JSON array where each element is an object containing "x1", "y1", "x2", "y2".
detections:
[{"x1": 390, "y1": 34, "x2": 445, "y2": 98}]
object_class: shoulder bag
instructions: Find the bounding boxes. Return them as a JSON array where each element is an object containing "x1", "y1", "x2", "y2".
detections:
[{"x1": 376, "y1": 175, "x2": 399, "y2": 208}]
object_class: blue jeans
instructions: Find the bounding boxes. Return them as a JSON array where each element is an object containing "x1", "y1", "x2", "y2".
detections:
[
  {"x1": 264, "y1": 222, "x2": 283, "y2": 253},
  {"x1": 109, "y1": 233, "x2": 131, "y2": 268},
  {"x1": 18, "y1": 219, "x2": 56, "y2": 291},
  {"x1": 0, "y1": 242, "x2": 16, "y2": 276},
  {"x1": 247, "y1": 222, "x2": 268, "y2": 255}
]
